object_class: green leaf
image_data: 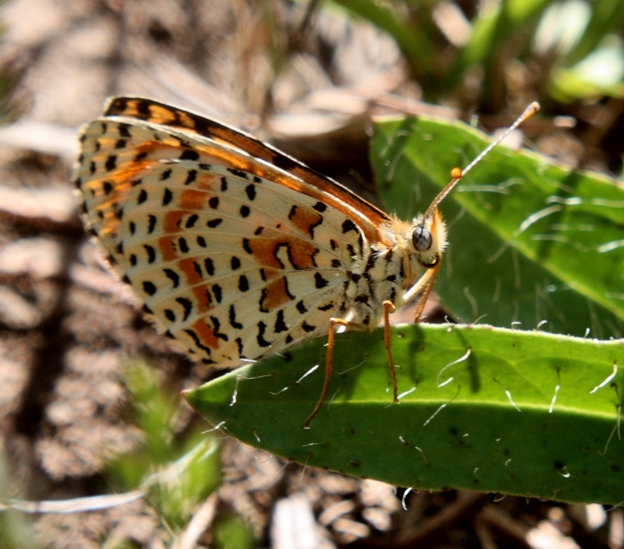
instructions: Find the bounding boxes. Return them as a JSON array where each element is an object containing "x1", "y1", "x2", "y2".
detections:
[
  {"x1": 370, "y1": 115, "x2": 624, "y2": 338},
  {"x1": 184, "y1": 324, "x2": 624, "y2": 504}
]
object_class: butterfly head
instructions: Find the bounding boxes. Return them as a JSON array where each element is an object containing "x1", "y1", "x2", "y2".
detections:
[
  {"x1": 405, "y1": 165, "x2": 461, "y2": 267},
  {"x1": 409, "y1": 208, "x2": 447, "y2": 267}
]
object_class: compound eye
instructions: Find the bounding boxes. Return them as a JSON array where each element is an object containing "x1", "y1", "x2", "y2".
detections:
[{"x1": 412, "y1": 226, "x2": 432, "y2": 252}]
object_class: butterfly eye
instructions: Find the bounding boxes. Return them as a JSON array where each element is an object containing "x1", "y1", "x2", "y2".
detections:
[{"x1": 412, "y1": 225, "x2": 432, "y2": 252}]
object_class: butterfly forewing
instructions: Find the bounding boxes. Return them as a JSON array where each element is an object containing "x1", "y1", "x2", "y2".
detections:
[
  {"x1": 102, "y1": 97, "x2": 392, "y2": 240},
  {"x1": 75, "y1": 107, "x2": 380, "y2": 365}
]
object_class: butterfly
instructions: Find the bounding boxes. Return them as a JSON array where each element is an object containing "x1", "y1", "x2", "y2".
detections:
[{"x1": 73, "y1": 96, "x2": 538, "y2": 427}]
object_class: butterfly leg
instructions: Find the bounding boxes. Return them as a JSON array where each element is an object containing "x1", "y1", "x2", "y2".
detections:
[
  {"x1": 403, "y1": 258, "x2": 442, "y2": 322},
  {"x1": 304, "y1": 317, "x2": 364, "y2": 428},
  {"x1": 382, "y1": 300, "x2": 399, "y2": 403}
]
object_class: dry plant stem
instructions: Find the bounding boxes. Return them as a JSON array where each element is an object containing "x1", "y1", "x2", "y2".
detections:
[
  {"x1": 478, "y1": 504, "x2": 531, "y2": 546},
  {"x1": 474, "y1": 514, "x2": 499, "y2": 549},
  {"x1": 397, "y1": 491, "x2": 488, "y2": 547},
  {"x1": 173, "y1": 493, "x2": 218, "y2": 549}
]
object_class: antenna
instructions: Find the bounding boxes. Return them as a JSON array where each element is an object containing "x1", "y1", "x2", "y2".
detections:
[{"x1": 423, "y1": 102, "x2": 540, "y2": 221}]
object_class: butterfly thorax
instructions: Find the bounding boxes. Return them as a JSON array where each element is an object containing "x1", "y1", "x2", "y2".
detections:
[{"x1": 339, "y1": 212, "x2": 447, "y2": 329}]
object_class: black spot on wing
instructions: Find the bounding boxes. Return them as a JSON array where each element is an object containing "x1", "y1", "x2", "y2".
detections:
[
  {"x1": 176, "y1": 297, "x2": 193, "y2": 321},
  {"x1": 164, "y1": 268, "x2": 180, "y2": 288},
  {"x1": 229, "y1": 305, "x2": 243, "y2": 329},
  {"x1": 184, "y1": 169, "x2": 198, "y2": 185},
  {"x1": 118, "y1": 123, "x2": 131, "y2": 138},
  {"x1": 257, "y1": 321, "x2": 271, "y2": 347},
  {"x1": 180, "y1": 149, "x2": 200, "y2": 161},
  {"x1": 228, "y1": 168, "x2": 248, "y2": 179},
  {"x1": 342, "y1": 219, "x2": 357, "y2": 234},
  {"x1": 245, "y1": 184, "x2": 256, "y2": 201},
  {"x1": 238, "y1": 275, "x2": 249, "y2": 292},
  {"x1": 184, "y1": 327, "x2": 212, "y2": 356},
  {"x1": 274, "y1": 310, "x2": 287, "y2": 333},
  {"x1": 144, "y1": 244, "x2": 156, "y2": 263},
  {"x1": 179, "y1": 237, "x2": 189, "y2": 253},
  {"x1": 210, "y1": 316, "x2": 228, "y2": 341},
  {"x1": 314, "y1": 273, "x2": 329, "y2": 289},
  {"x1": 204, "y1": 258, "x2": 215, "y2": 276},
  {"x1": 212, "y1": 284, "x2": 222, "y2": 303},
  {"x1": 185, "y1": 214, "x2": 199, "y2": 228},
  {"x1": 105, "y1": 155, "x2": 117, "y2": 172},
  {"x1": 143, "y1": 281, "x2": 157, "y2": 296}
]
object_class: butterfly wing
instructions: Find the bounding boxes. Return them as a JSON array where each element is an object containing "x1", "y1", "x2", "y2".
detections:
[
  {"x1": 74, "y1": 101, "x2": 393, "y2": 365},
  {"x1": 102, "y1": 97, "x2": 392, "y2": 241}
]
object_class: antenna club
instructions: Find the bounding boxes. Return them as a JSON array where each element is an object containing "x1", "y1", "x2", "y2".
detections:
[
  {"x1": 450, "y1": 167, "x2": 463, "y2": 179},
  {"x1": 527, "y1": 102, "x2": 541, "y2": 117}
]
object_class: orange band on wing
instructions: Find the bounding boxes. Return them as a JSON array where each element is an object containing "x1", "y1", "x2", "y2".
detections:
[
  {"x1": 191, "y1": 319, "x2": 220, "y2": 350},
  {"x1": 260, "y1": 277, "x2": 293, "y2": 311},
  {"x1": 248, "y1": 237, "x2": 318, "y2": 270}
]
